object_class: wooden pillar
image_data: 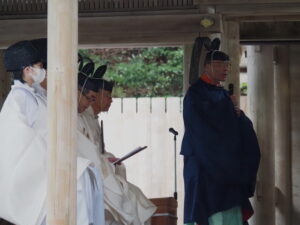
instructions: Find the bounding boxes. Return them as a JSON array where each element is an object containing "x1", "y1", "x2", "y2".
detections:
[
  {"x1": 183, "y1": 44, "x2": 193, "y2": 93},
  {"x1": 0, "y1": 50, "x2": 10, "y2": 110},
  {"x1": 247, "y1": 45, "x2": 275, "y2": 225},
  {"x1": 274, "y1": 46, "x2": 292, "y2": 225},
  {"x1": 221, "y1": 21, "x2": 240, "y2": 103},
  {"x1": 289, "y1": 45, "x2": 300, "y2": 225},
  {"x1": 288, "y1": 45, "x2": 300, "y2": 225},
  {"x1": 47, "y1": 1, "x2": 78, "y2": 225}
]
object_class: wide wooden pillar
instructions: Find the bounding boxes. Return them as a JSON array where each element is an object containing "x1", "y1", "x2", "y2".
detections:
[
  {"x1": 221, "y1": 21, "x2": 240, "y2": 101},
  {"x1": 247, "y1": 45, "x2": 275, "y2": 225},
  {"x1": 289, "y1": 45, "x2": 300, "y2": 225},
  {"x1": 274, "y1": 46, "x2": 292, "y2": 225},
  {"x1": 47, "y1": 0, "x2": 78, "y2": 225},
  {"x1": 0, "y1": 50, "x2": 10, "y2": 110}
]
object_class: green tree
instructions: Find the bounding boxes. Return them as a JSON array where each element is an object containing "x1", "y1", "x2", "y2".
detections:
[{"x1": 79, "y1": 47, "x2": 183, "y2": 97}]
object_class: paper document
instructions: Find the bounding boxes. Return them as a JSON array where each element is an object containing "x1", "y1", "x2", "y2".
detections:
[{"x1": 113, "y1": 146, "x2": 148, "y2": 165}]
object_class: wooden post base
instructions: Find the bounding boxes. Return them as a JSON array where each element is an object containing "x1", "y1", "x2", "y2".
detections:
[{"x1": 150, "y1": 197, "x2": 178, "y2": 225}]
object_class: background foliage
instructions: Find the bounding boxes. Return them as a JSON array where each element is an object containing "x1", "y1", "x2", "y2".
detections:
[{"x1": 79, "y1": 47, "x2": 183, "y2": 97}]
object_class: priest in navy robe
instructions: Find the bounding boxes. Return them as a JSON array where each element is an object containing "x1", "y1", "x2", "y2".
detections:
[{"x1": 181, "y1": 50, "x2": 260, "y2": 225}]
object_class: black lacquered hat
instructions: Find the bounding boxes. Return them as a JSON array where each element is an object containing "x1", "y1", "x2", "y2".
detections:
[{"x1": 4, "y1": 40, "x2": 42, "y2": 72}]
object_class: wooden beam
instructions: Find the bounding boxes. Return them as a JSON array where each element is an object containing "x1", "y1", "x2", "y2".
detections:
[
  {"x1": 0, "y1": 19, "x2": 47, "y2": 49},
  {"x1": 78, "y1": 14, "x2": 220, "y2": 47},
  {"x1": 215, "y1": 3, "x2": 300, "y2": 16},
  {"x1": 47, "y1": 0, "x2": 78, "y2": 224},
  {"x1": 0, "y1": 0, "x2": 195, "y2": 16},
  {"x1": 225, "y1": 15, "x2": 300, "y2": 22},
  {"x1": 0, "y1": 8, "x2": 200, "y2": 20},
  {"x1": 240, "y1": 22, "x2": 300, "y2": 41},
  {"x1": 0, "y1": 14, "x2": 221, "y2": 48},
  {"x1": 194, "y1": 0, "x2": 300, "y2": 4}
]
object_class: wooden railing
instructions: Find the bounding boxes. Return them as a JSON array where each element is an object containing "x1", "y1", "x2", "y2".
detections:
[
  {"x1": 0, "y1": 0, "x2": 47, "y2": 14},
  {"x1": 78, "y1": 0, "x2": 195, "y2": 11},
  {"x1": 0, "y1": 0, "x2": 195, "y2": 15}
]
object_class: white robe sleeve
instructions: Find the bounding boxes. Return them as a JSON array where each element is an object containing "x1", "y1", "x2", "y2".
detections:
[
  {"x1": 9, "y1": 88, "x2": 38, "y2": 127},
  {"x1": 0, "y1": 105, "x2": 47, "y2": 225}
]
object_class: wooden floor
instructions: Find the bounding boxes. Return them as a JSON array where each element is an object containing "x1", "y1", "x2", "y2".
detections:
[{"x1": 0, "y1": 197, "x2": 178, "y2": 225}]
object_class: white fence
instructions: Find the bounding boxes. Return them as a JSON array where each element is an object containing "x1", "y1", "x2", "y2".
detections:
[{"x1": 100, "y1": 96, "x2": 248, "y2": 224}]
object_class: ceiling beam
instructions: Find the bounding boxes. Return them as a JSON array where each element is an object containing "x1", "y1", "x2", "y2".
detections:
[
  {"x1": 225, "y1": 15, "x2": 300, "y2": 22},
  {"x1": 0, "y1": 14, "x2": 221, "y2": 48},
  {"x1": 0, "y1": 9, "x2": 200, "y2": 20},
  {"x1": 194, "y1": 0, "x2": 300, "y2": 4},
  {"x1": 240, "y1": 21, "x2": 300, "y2": 42},
  {"x1": 215, "y1": 3, "x2": 300, "y2": 16}
]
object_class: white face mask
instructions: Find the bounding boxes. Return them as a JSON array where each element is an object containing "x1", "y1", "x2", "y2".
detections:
[{"x1": 30, "y1": 67, "x2": 46, "y2": 85}]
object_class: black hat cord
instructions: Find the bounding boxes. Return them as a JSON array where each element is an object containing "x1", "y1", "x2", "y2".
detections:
[{"x1": 78, "y1": 57, "x2": 95, "y2": 105}]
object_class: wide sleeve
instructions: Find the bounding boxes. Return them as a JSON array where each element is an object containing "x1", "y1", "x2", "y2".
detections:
[
  {"x1": 10, "y1": 88, "x2": 38, "y2": 127},
  {"x1": 0, "y1": 93, "x2": 47, "y2": 225},
  {"x1": 181, "y1": 89, "x2": 251, "y2": 185},
  {"x1": 239, "y1": 111, "x2": 261, "y2": 196}
]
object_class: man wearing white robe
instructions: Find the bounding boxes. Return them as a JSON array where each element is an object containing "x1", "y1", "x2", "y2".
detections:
[
  {"x1": 32, "y1": 79, "x2": 106, "y2": 225},
  {"x1": 0, "y1": 40, "x2": 105, "y2": 225},
  {"x1": 78, "y1": 75, "x2": 157, "y2": 225}
]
